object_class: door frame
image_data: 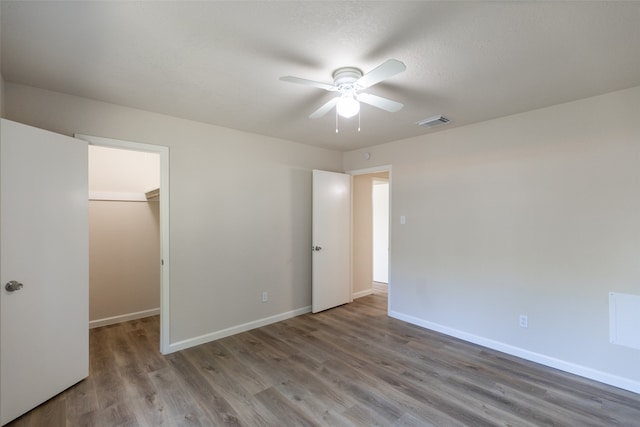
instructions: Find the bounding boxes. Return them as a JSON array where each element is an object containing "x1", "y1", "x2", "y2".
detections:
[
  {"x1": 346, "y1": 165, "x2": 392, "y2": 312},
  {"x1": 75, "y1": 134, "x2": 171, "y2": 354}
]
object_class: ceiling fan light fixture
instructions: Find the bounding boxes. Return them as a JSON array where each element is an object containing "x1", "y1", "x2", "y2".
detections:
[{"x1": 336, "y1": 95, "x2": 360, "y2": 118}]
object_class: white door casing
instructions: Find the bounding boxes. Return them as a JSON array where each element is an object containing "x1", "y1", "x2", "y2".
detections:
[
  {"x1": 75, "y1": 134, "x2": 170, "y2": 354},
  {"x1": 0, "y1": 119, "x2": 89, "y2": 425},
  {"x1": 312, "y1": 169, "x2": 351, "y2": 313}
]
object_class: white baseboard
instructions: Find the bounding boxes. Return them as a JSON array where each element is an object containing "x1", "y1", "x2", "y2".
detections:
[
  {"x1": 352, "y1": 289, "x2": 374, "y2": 299},
  {"x1": 166, "y1": 306, "x2": 312, "y2": 354},
  {"x1": 89, "y1": 308, "x2": 160, "y2": 329},
  {"x1": 389, "y1": 310, "x2": 640, "y2": 395},
  {"x1": 372, "y1": 282, "x2": 388, "y2": 294}
]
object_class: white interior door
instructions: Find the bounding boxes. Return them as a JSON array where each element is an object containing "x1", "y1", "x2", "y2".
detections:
[
  {"x1": 1, "y1": 119, "x2": 89, "y2": 425},
  {"x1": 312, "y1": 169, "x2": 351, "y2": 313}
]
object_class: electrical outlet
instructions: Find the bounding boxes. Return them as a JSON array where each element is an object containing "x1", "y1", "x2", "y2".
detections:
[
  {"x1": 519, "y1": 315, "x2": 528, "y2": 328},
  {"x1": 262, "y1": 291, "x2": 268, "y2": 303}
]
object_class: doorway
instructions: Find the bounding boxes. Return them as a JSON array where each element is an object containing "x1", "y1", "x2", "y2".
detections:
[
  {"x1": 349, "y1": 166, "x2": 391, "y2": 302},
  {"x1": 372, "y1": 177, "x2": 389, "y2": 292},
  {"x1": 76, "y1": 134, "x2": 171, "y2": 354},
  {"x1": 87, "y1": 145, "x2": 160, "y2": 329}
]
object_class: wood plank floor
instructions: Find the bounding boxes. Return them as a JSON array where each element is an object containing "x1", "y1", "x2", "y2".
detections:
[{"x1": 7, "y1": 294, "x2": 640, "y2": 426}]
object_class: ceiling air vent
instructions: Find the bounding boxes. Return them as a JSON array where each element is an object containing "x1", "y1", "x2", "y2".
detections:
[{"x1": 417, "y1": 115, "x2": 451, "y2": 128}]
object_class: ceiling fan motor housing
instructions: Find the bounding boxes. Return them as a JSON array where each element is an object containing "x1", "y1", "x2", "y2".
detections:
[{"x1": 333, "y1": 67, "x2": 363, "y2": 93}]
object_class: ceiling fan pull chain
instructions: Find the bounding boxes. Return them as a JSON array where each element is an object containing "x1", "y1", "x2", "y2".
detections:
[
  {"x1": 358, "y1": 110, "x2": 361, "y2": 132},
  {"x1": 335, "y1": 110, "x2": 339, "y2": 133}
]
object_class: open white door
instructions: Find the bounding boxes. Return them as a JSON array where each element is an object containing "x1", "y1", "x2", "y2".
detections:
[
  {"x1": 312, "y1": 170, "x2": 351, "y2": 313},
  {"x1": 1, "y1": 119, "x2": 89, "y2": 425}
]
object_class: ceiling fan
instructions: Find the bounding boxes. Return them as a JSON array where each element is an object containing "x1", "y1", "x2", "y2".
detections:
[{"x1": 280, "y1": 59, "x2": 406, "y2": 120}]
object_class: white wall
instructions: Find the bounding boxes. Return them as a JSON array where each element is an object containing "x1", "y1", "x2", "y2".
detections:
[
  {"x1": 344, "y1": 85, "x2": 640, "y2": 392},
  {"x1": 5, "y1": 83, "x2": 343, "y2": 346}
]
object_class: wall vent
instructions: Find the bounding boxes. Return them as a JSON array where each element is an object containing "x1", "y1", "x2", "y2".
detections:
[{"x1": 417, "y1": 115, "x2": 451, "y2": 128}]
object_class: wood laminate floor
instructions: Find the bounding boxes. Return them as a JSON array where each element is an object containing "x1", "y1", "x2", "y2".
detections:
[{"x1": 7, "y1": 294, "x2": 640, "y2": 426}]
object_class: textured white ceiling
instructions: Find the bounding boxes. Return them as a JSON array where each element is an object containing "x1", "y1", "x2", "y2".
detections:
[{"x1": 2, "y1": 1, "x2": 640, "y2": 151}]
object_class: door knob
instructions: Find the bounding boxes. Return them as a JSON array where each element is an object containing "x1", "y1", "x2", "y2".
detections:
[
  {"x1": 312, "y1": 246, "x2": 322, "y2": 251},
  {"x1": 5, "y1": 281, "x2": 23, "y2": 292}
]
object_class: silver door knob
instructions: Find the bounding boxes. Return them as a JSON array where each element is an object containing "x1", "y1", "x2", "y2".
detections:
[
  {"x1": 312, "y1": 246, "x2": 322, "y2": 251},
  {"x1": 5, "y1": 281, "x2": 24, "y2": 292}
]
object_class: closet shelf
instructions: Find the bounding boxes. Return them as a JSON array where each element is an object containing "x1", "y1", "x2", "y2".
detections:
[{"x1": 145, "y1": 188, "x2": 160, "y2": 201}]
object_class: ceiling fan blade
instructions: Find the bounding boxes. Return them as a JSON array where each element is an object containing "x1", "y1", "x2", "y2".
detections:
[
  {"x1": 356, "y1": 59, "x2": 406, "y2": 89},
  {"x1": 357, "y1": 93, "x2": 404, "y2": 112},
  {"x1": 280, "y1": 76, "x2": 338, "y2": 91},
  {"x1": 309, "y1": 97, "x2": 339, "y2": 119}
]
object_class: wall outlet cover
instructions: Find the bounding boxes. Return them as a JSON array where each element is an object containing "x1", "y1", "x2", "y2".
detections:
[{"x1": 519, "y1": 315, "x2": 528, "y2": 328}]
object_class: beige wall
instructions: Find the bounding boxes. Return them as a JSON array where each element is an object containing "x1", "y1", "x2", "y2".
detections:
[
  {"x1": 89, "y1": 145, "x2": 160, "y2": 193},
  {"x1": 345, "y1": 85, "x2": 640, "y2": 391},
  {"x1": 352, "y1": 172, "x2": 389, "y2": 297},
  {"x1": 89, "y1": 200, "x2": 160, "y2": 322},
  {"x1": 5, "y1": 83, "x2": 343, "y2": 344},
  {"x1": 352, "y1": 174, "x2": 373, "y2": 297}
]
